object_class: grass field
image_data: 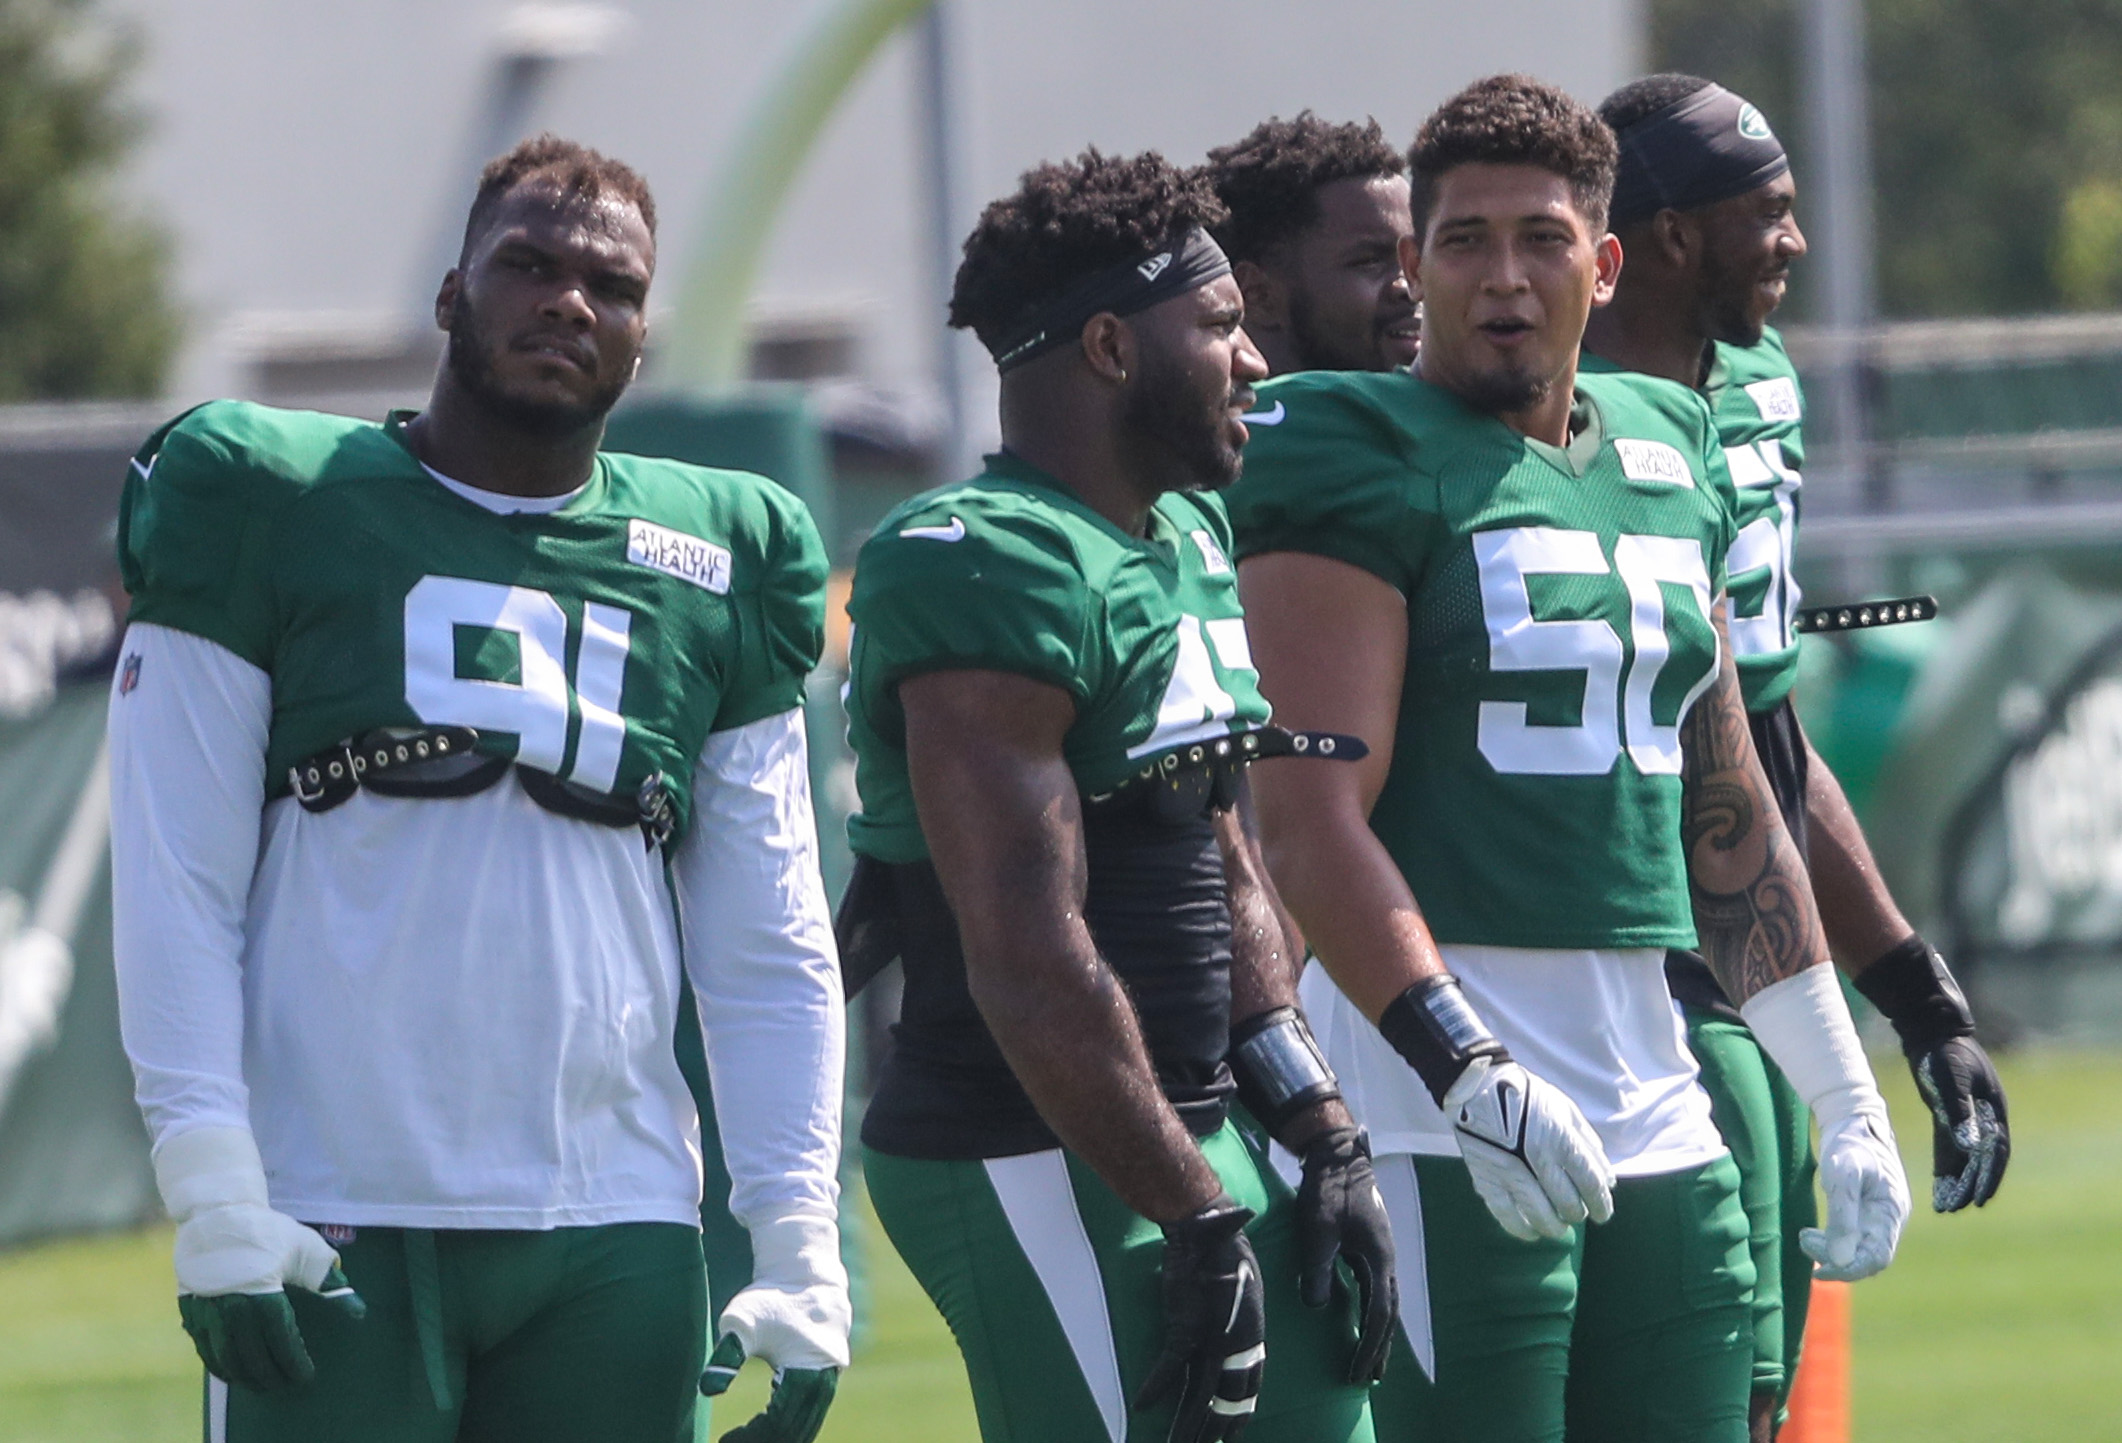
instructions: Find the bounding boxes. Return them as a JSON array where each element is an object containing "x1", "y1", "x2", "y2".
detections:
[{"x1": 2, "y1": 1050, "x2": 2117, "y2": 1442}]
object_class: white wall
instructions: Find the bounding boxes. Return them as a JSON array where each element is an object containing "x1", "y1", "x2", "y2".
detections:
[{"x1": 110, "y1": 0, "x2": 1643, "y2": 410}]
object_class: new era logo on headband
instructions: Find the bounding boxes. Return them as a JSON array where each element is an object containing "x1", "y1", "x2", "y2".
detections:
[{"x1": 1138, "y1": 252, "x2": 1173, "y2": 282}]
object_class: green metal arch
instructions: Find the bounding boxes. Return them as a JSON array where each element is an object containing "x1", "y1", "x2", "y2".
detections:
[{"x1": 661, "y1": 0, "x2": 936, "y2": 391}]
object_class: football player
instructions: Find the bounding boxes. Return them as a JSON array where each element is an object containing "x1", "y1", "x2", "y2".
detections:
[
  {"x1": 1203, "y1": 113, "x2": 1420, "y2": 376},
  {"x1": 1583, "y1": 73, "x2": 2011, "y2": 1438},
  {"x1": 839, "y1": 149, "x2": 1392, "y2": 1443},
  {"x1": 1226, "y1": 75, "x2": 1911, "y2": 1442},
  {"x1": 109, "y1": 137, "x2": 849, "y2": 1443}
]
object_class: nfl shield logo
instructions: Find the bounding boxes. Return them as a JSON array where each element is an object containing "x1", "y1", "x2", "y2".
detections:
[
  {"x1": 317, "y1": 1223, "x2": 357, "y2": 1247},
  {"x1": 118, "y1": 653, "x2": 142, "y2": 695}
]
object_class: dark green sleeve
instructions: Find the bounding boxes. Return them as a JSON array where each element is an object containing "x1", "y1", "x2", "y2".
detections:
[
  {"x1": 848, "y1": 510, "x2": 1097, "y2": 716},
  {"x1": 712, "y1": 481, "x2": 830, "y2": 732},
  {"x1": 1225, "y1": 378, "x2": 1428, "y2": 593},
  {"x1": 117, "y1": 401, "x2": 286, "y2": 671}
]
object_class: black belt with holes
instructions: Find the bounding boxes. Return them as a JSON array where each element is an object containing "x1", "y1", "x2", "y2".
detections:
[
  {"x1": 1084, "y1": 725, "x2": 1369, "y2": 825},
  {"x1": 288, "y1": 726, "x2": 675, "y2": 850}
]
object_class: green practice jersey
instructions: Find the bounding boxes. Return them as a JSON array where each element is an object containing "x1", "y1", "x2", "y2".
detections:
[
  {"x1": 119, "y1": 401, "x2": 826, "y2": 845},
  {"x1": 1584, "y1": 328, "x2": 1805, "y2": 712},
  {"x1": 845, "y1": 452, "x2": 1272, "y2": 864},
  {"x1": 1227, "y1": 370, "x2": 1736, "y2": 951}
]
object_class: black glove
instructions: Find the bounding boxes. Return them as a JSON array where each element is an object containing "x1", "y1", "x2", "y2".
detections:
[
  {"x1": 1854, "y1": 934, "x2": 2011, "y2": 1211},
  {"x1": 1294, "y1": 1127, "x2": 1396, "y2": 1384},
  {"x1": 1135, "y1": 1195, "x2": 1265, "y2": 1443}
]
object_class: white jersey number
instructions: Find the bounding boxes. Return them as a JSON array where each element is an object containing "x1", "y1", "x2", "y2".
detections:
[
  {"x1": 403, "y1": 577, "x2": 634, "y2": 791},
  {"x1": 1722, "y1": 441, "x2": 1802, "y2": 659},
  {"x1": 1128, "y1": 615, "x2": 1257, "y2": 759},
  {"x1": 1472, "y1": 528, "x2": 1715, "y2": 777}
]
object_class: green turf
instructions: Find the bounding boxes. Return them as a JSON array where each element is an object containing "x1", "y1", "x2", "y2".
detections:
[{"x1": 1, "y1": 1051, "x2": 2115, "y2": 1442}]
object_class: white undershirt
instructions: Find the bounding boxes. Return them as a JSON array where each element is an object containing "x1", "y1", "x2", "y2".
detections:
[
  {"x1": 1301, "y1": 946, "x2": 1726, "y2": 1178},
  {"x1": 108, "y1": 621, "x2": 844, "y2": 1232},
  {"x1": 419, "y1": 461, "x2": 585, "y2": 514}
]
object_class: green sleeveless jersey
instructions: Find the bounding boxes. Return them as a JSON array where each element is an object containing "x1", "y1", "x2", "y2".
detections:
[
  {"x1": 845, "y1": 452, "x2": 1272, "y2": 864},
  {"x1": 1584, "y1": 327, "x2": 1806, "y2": 712},
  {"x1": 118, "y1": 400, "x2": 827, "y2": 845},
  {"x1": 1226, "y1": 369, "x2": 1736, "y2": 950}
]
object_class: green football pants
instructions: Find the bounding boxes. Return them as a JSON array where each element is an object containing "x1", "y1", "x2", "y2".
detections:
[
  {"x1": 865, "y1": 1121, "x2": 1375, "y2": 1443},
  {"x1": 1683, "y1": 1005, "x2": 1819, "y2": 1409},
  {"x1": 206, "y1": 1222, "x2": 706, "y2": 1443},
  {"x1": 1367, "y1": 1153, "x2": 1754, "y2": 1443}
]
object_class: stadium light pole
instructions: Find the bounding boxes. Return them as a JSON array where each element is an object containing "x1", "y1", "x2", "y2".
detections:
[
  {"x1": 1800, "y1": 0, "x2": 1879, "y2": 508},
  {"x1": 411, "y1": 5, "x2": 629, "y2": 319},
  {"x1": 914, "y1": 1, "x2": 980, "y2": 482}
]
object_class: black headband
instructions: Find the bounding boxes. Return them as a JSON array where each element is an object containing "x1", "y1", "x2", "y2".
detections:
[
  {"x1": 987, "y1": 227, "x2": 1233, "y2": 373},
  {"x1": 1609, "y1": 83, "x2": 1789, "y2": 229}
]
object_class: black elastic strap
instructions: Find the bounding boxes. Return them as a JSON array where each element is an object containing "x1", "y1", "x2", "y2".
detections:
[
  {"x1": 290, "y1": 727, "x2": 494, "y2": 812},
  {"x1": 1853, "y1": 934, "x2": 1976, "y2": 1055},
  {"x1": 1376, "y1": 975, "x2": 1511, "y2": 1106},
  {"x1": 1084, "y1": 726, "x2": 1368, "y2": 824},
  {"x1": 1228, "y1": 1006, "x2": 1340, "y2": 1139}
]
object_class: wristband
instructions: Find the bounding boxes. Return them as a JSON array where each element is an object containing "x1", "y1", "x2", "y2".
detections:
[
  {"x1": 1851, "y1": 934, "x2": 1975, "y2": 1055},
  {"x1": 1229, "y1": 1006, "x2": 1340, "y2": 1137},
  {"x1": 1376, "y1": 975, "x2": 1511, "y2": 1106},
  {"x1": 1738, "y1": 965, "x2": 1883, "y2": 1129}
]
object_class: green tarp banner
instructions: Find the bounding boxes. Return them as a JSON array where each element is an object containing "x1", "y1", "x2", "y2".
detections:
[{"x1": 0, "y1": 678, "x2": 156, "y2": 1247}]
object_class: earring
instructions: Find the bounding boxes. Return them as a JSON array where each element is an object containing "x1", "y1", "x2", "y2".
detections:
[{"x1": 1116, "y1": 368, "x2": 1128, "y2": 383}]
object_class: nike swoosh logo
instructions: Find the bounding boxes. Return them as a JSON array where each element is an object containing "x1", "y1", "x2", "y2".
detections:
[
  {"x1": 899, "y1": 516, "x2": 966, "y2": 542},
  {"x1": 130, "y1": 455, "x2": 158, "y2": 483},
  {"x1": 1225, "y1": 1259, "x2": 1253, "y2": 1332},
  {"x1": 1239, "y1": 402, "x2": 1285, "y2": 425}
]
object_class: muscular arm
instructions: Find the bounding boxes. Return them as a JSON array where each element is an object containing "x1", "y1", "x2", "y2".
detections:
[
  {"x1": 1681, "y1": 605, "x2": 1834, "y2": 1002},
  {"x1": 1236, "y1": 551, "x2": 1450, "y2": 1019},
  {"x1": 1798, "y1": 724, "x2": 1917, "y2": 973},
  {"x1": 1217, "y1": 789, "x2": 1354, "y2": 1151},
  {"x1": 902, "y1": 668, "x2": 1220, "y2": 1223}
]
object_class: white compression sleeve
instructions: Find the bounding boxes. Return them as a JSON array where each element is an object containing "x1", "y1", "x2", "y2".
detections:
[
  {"x1": 108, "y1": 623, "x2": 270, "y2": 1149},
  {"x1": 674, "y1": 708, "x2": 846, "y2": 1233},
  {"x1": 1739, "y1": 963, "x2": 1885, "y2": 1127}
]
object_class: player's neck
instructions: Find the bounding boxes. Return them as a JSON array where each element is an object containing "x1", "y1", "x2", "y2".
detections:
[
  {"x1": 1494, "y1": 362, "x2": 1582, "y2": 449},
  {"x1": 407, "y1": 385, "x2": 605, "y2": 499},
  {"x1": 1582, "y1": 296, "x2": 1712, "y2": 391},
  {"x1": 1003, "y1": 426, "x2": 1160, "y2": 536}
]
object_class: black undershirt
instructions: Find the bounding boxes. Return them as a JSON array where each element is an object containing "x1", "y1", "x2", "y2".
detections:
[{"x1": 858, "y1": 806, "x2": 1237, "y2": 1161}]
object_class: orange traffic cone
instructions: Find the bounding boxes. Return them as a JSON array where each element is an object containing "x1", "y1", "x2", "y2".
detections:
[{"x1": 1780, "y1": 1280, "x2": 1851, "y2": 1442}]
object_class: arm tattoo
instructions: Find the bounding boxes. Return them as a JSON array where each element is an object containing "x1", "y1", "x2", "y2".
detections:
[{"x1": 1679, "y1": 640, "x2": 1831, "y2": 1004}]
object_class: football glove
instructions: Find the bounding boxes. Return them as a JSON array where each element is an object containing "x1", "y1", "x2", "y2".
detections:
[
  {"x1": 700, "y1": 1213, "x2": 850, "y2": 1443},
  {"x1": 1135, "y1": 1195, "x2": 1265, "y2": 1443},
  {"x1": 1444, "y1": 1056, "x2": 1616, "y2": 1241},
  {"x1": 1378, "y1": 976, "x2": 1615, "y2": 1242},
  {"x1": 1293, "y1": 1127, "x2": 1396, "y2": 1384},
  {"x1": 1743, "y1": 965, "x2": 1911, "y2": 1281},
  {"x1": 154, "y1": 1126, "x2": 366, "y2": 1393},
  {"x1": 1854, "y1": 934, "x2": 2011, "y2": 1212}
]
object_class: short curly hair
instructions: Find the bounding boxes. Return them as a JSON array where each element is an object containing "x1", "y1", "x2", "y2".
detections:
[
  {"x1": 461, "y1": 134, "x2": 658, "y2": 264},
  {"x1": 949, "y1": 148, "x2": 1227, "y2": 353},
  {"x1": 1598, "y1": 72, "x2": 1715, "y2": 137},
  {"x1": 1202, "y1": 113, "x2": 1407, "y2": 263},
  {"x1": 1408, "y1": 74, "x2": 1618, "y2": 239}
]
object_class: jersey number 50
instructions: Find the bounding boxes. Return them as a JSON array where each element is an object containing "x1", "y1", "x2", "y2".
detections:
[
  {"x1": 1472, "y1": 527, "x2": 1715, "y2": 779},
  {"x1": 403, "y1": 576, "x2": 633, "y2": 792}
]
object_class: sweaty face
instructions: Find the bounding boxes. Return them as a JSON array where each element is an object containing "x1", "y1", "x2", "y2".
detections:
[
  {"x1": 1119, "y1": 275, "x2": 1269, "y2": 492},
  {"x1": 443, "y1": 187, "x2": 654, "y2": 438},
  {"x1": 1278, "y1": 175, "x2": 1420, "y2": 373},
  {"x1": 1695, "y1": 173, "x2": 1806, "y2": 347},
  {"x1": 1411, "y1": 163, "x2": 1612, "y2": 415}
]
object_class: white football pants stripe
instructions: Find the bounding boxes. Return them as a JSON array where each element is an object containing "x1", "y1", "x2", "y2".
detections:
[
  {"x1": 1375, "y1": 1152, "x2": 1436, "y2": 1382},
  {"x1": 207, "y1": 1375, "x2": 228, "y2": 1443},
  {"x1": 985, "y1": 1150, "x2": 1128, "y2": 1443}
]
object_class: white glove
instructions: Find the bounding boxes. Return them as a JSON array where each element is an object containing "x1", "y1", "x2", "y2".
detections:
[
  {"x1": 714, "y1": 1213, "x2": 853, "y2": 1373},
  {"x1": 155, "y1": 1125, "x2": 346, "y2": 1299},
  {"x1": 1444, "y1": 1056, "x2": 1616, "y2": 1242},
  {"x1": 1742, "y1": 966, "x2": 1912, "y2": 1281}
]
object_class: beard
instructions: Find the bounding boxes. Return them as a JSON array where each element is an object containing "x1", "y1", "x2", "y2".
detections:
[
  {"x1": 1453, "y1": 359, "x2": 1552, "y2": 415},
  {"x1": 1119, "y1": 348, "x2": 1242, "y2": 492},
  {"x1": 1700, "y1": 244, "x2": 1772, "y2": 348},
  {"x1": 445, "y1": 298, "x2": 635, "y2": 439}
]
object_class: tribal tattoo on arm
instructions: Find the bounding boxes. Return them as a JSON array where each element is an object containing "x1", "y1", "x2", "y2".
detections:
[{"x1": 1679, "y1": 608, "x2": 1833, "y2": 1004}]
